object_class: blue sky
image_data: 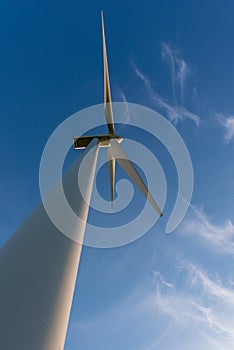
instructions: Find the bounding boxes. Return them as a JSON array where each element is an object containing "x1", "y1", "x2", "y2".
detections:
[{"x1": 1, "y1": 0, "x2": 234, "y2": 349}]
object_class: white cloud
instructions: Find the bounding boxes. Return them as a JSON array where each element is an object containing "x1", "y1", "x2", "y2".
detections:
[
  {"x1": 161, "y1": 43, "x2": 189, "y2": 105},
  {"x1": 142, "y1": 265, "x2": 234, "y2": 349},
  {"x1": 181, "y1": 205, "x2": 234, "y2": 254},
  {"x1": 69, "y1": 262, "x2": 234, "y2": 350},
  {"x1": 152, "y1": 270, "x2": 173, "y2": 289},
  {"x1": 219, "y1": 115, "x2": 234, "y2": 142},
  {"x1": 161, "y1": 43, "x2": 177, "y2": 102},
  {"x1": 181, "y1": 261, "x2": 234, "y2": 305},
  {"x1": 131, "y1": 60, "x2": 200, "y2": 126},
  {"x1": 115, "y1": 86, "x2": 132, "y2": 124}
]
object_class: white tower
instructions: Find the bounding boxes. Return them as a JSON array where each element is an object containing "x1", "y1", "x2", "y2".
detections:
[{"x1": 0, "y1": 139, "x2": 99, "y2": 350}]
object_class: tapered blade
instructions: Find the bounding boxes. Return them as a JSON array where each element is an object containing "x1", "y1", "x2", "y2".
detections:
[
  {"x1": 109, "y1": 139, "x2": 163, "y2": 216},
  {"x1": 101, "y1": 11, "x2": 115, "y2": 135},
  {"x1": 107, "y1": 147, "x2": 115, "y2": 203}
]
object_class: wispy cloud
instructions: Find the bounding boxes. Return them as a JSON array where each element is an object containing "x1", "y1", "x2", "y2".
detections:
[
  {"x1": 161, "y1": 43, "x2": 189, "y2": 105},
  {"x1": 153, "y1": 270, "x2": 173, "y2": 289},
  {"x1": 131, "y1": 60, "x2": 200, "y2": 126},
  {"x1": 143, "y1": 265, "x2": 234, "y2": 349},
  {"x1": 115, "y1": 86, "x2": 132, "y2": 124},
  {"x1": 161, "y1": 43, "x2": 177, "y2": 103},
  {"x1": 181, "y1": 205, "x2": 234, "y2": 254},
  {"x1": 218, "y1": 114, "x2": 234, "y2": 142},
  {"x1": 181, "y1": 261, "x2": 234, "y2": 305},
  {"x1": 68, "y1": 262, "x2": 234, "y2": 350}
]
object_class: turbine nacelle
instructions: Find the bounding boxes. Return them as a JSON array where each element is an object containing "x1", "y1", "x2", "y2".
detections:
[{"x1": 74, "y1": 134, "x2": 123, "y2": 149}]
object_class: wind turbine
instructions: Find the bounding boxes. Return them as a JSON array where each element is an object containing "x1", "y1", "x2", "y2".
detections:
[
  {"x1": 74, "y1": 12, "x2": 162, "y2": 217},
  {"x1": 0, "y1": 12, "x2": 162, "y2": 350}
]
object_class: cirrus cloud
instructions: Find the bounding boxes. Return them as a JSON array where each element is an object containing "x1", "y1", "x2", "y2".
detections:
[
  {"x1": 218, "y1": 114, "x2": 234, "y2": 142},
  {"x1": 130, "y1": 59, "x2": 200, "y2": 126}
]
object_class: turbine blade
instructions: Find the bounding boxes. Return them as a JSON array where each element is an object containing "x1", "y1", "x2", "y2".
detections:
[
  {"x1": 109, "y1": 140, "x2": 163, "y2": 216},
  {"x1": 101, "y1": 11, "x2": 115, "y2": 135},
  {"x1": 107, "y1": 147, "x2": 115, "y2": 203}
]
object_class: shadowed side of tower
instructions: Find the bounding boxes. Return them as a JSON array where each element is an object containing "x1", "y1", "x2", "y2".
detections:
[{"x1": 0, "y1": 139, "x2": 99, "y2": 350}]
